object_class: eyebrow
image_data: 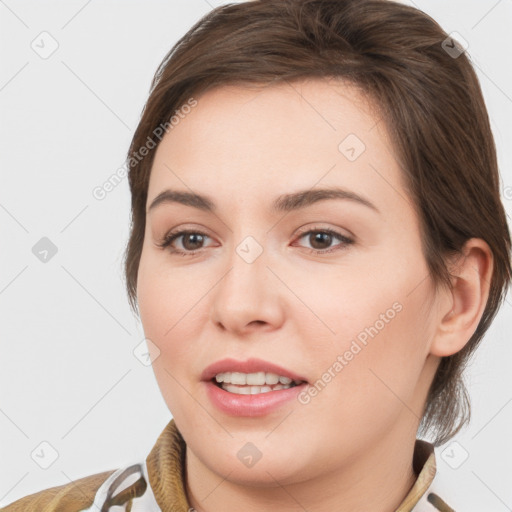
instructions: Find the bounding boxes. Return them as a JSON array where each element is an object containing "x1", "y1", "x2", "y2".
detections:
[{"x1": 148, "y1": 187, "x2": 380, "y2": 214}]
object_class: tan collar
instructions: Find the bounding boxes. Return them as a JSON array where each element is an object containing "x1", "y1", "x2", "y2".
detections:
[
  {"x1": 396, "y1": 439, "x2": 437, "y2": 511},
  {"x1": 146, "y1": 418, "x2": 189, "y2": 511}
]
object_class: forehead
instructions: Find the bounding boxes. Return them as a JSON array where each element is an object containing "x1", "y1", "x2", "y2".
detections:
[
  {"x1": 146, "y1": 79, "x2": 409, "y2": 215},
  {"x1": 162, "y1": 79, "x2": 382, "y2": 152}
]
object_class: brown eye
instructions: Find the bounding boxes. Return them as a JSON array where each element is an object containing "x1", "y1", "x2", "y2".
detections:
[
  {"x1": 309, "y1": 231, "x2": 334, "y2": 250},
  {"x1": 157, "y1": 230, "x2": 214, "y2": 255},
  {"x1": 181, "y1": 233, "x2": 206, "y2": 251},
  {"x1": 294, "y1": 228, "x2": 354, "y2": 254}
]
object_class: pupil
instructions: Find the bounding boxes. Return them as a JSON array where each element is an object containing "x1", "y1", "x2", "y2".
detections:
[
  {"x1": 311, "y1": 232, "x2": 331, "y2": 249},
  {"x1": 184, "y1": 233, "x2": 203, "y2": 250}
]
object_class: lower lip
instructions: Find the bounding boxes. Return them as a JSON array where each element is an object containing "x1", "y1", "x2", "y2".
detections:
[{"x1": 204, "y1": 380, "x2": 307, "y2": 417}]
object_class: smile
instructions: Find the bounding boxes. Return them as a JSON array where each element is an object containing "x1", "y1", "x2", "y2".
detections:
[{"x1": 214, "y1": 371, "x2": 303, "y2": 394}]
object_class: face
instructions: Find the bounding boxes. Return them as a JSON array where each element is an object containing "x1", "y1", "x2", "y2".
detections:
[{"x1": 137, "y1": 79, "x2": 441, "y2": 486}]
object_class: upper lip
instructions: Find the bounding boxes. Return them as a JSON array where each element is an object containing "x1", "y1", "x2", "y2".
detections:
[{"x1": 201, "y1": 357, "x2": 308, "y2": 383}]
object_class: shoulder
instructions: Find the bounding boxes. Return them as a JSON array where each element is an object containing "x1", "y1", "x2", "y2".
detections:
[{"x1": 0, "y1": 469, "x2": 116, "y2": 512}]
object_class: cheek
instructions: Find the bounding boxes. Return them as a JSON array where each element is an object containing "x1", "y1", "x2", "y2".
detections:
[
  {"x1": 137, "y1": 262, "x2": 191, "y2": 403},
  {"x1": 137, "y1": 253, "x2": 203, "y2": 340},
  {"x1": 136, "y1": 258, "x2": 199, "y2": 416},
  {"x1": 310, "y1": 280, "x2": 434, "y2": 430},
  {"x1": 303, "y1": 258, "x2": 434, "y2": 385},
  {"x1": 137, "y1": 254, "x2": 214, "y2": 388}
]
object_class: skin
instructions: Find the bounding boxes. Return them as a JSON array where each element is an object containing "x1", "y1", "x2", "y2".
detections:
[{"x1": 136, "y1": 79, "x2": 493, "y2": 512}]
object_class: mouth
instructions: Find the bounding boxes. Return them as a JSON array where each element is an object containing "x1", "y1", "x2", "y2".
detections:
[
  {"x1": 212, "y1": 371, "x2": 307, "y2": 395},
  {"x1": 202, "y1": 358, "x2": 309, "y2": 416}
]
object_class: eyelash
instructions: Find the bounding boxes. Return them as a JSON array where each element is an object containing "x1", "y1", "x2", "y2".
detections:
[{"x1": 156, "y1": 227, "x2": 354, "y2": 257}]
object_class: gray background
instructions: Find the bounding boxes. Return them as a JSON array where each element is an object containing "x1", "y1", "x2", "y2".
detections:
[{"x1": 1, "y1": 0, "x2": 511, "y2": 509}]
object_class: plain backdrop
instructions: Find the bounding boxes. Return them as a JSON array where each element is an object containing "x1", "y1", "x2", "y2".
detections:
[{"x1": 1, "y1": 0, "x2": 511, "y2": 509}]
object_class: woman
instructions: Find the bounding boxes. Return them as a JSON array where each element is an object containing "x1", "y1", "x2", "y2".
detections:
[{"x1": 3, "y1": 0, "x2": 510, "y2": 510}]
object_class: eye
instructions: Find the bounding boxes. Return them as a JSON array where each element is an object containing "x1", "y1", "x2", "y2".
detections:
[
  {"x1": 156, "y1": 229, "x2": 215, "y2": 256},
  {"x1": 293, "y1": 227, "x2": 354, "y2": 254}
]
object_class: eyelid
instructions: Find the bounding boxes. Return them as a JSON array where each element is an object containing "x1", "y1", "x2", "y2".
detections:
[
  {"x1": 294, "y1": 223, "x2": 354, "y2": 239},
  {"x1": 158, "y1": 223, "x2": 215, "y2": 242}
]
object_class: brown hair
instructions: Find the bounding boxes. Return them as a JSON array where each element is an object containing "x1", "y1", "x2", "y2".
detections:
[{"x1": 123, "y1": 0, "x2": 511, "y2": 445}]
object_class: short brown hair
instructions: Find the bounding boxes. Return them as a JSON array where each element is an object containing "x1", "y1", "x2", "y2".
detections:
[{"x1": 123, "y1": 0, "x2": 512, "y2": 445}]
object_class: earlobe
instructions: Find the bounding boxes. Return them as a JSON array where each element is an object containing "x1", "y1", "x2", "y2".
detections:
[{"x1": 429, "y1": 238, "x2": 494, "y2": 357}]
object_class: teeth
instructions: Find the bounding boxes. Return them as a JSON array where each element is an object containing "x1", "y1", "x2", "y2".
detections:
[
  {"x1": 230, "y1": 372, "x2": 247, "y2": 385},
  {"x1": 215, "y1": 371, "x2": 296, "y2": 386},
  {"x1": 213, "y1": 371, "x2": 303, "y2": 394},
  {"x1": 221, "y1": 383, "x2": 291, "y2": 394},
  {"x1": 247, "y1": 372, "x2": 266, "y2": 385}
]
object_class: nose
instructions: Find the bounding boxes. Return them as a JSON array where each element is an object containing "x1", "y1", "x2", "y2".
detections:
[{"x1": 209, "y1": 239, "x2": 285, "y2": 335}]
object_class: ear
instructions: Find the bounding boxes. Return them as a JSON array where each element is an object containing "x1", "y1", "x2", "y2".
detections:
[{"x1": 429, "y1": 238, "x2": 494, "y2": 357}]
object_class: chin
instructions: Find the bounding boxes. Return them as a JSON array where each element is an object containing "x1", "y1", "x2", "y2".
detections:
[{"x1": 198, "y1": 444, "x2": 313, "y2": 487}]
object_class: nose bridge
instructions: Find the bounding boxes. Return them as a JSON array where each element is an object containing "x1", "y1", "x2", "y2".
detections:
[
  {"x1": 219, "y1": 232, "x2": 268, "y2": 304},
  {"x1": 209, "y1": 231, "x2": 283, "y2": 331}
]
